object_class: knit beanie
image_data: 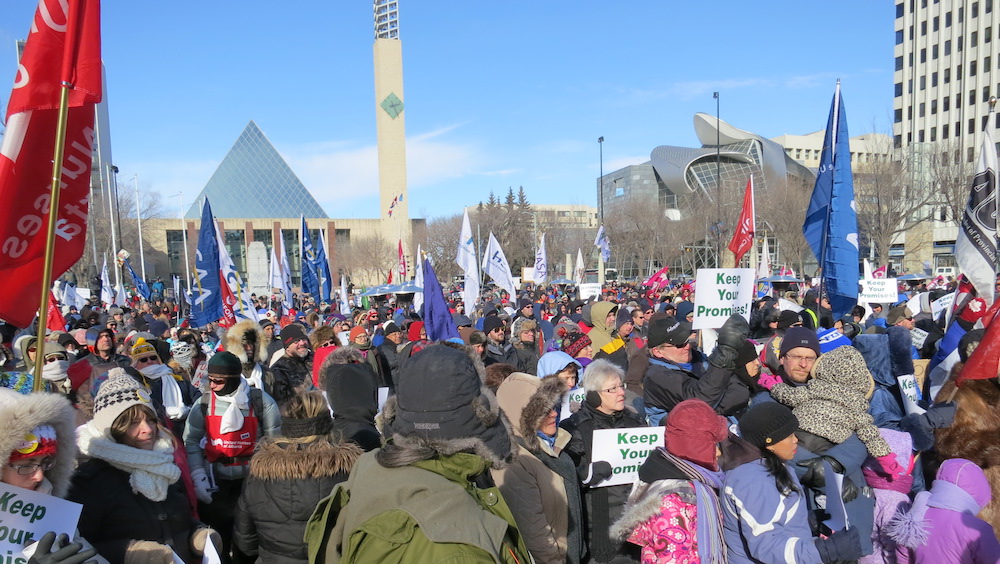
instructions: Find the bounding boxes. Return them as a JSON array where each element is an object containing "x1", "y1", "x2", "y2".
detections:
[
  {"x1": 281, "y1": 412, "x2": 334, "y2": 439},
  {"x1": 779, "y1": 327, "x2": 820, "y2": 358},
  {"x1": 776, "y1": 310, "x2": 802, "y2": 330},
  {"x1": 616, "y1": 307, "x2": 632, "y2": 330},
  {"x1": 349, "y1": 326, "x2": 368, "y2": 343},
  {"x1": 665, "y1": 399, "x2": 728, "y2": 471},
  {"x1": 383, "y1": 322, "x2": 401, "y2": 336},
  {"x1": 738, "y1": 402, "x2": 798, "y2": 449},
  {"x1": 208, "y1": 351, "x2": 242, "y2": 377},
  {"x1": 483, "y1": 316, "x2": 504, "y2": 336},
  {"x1": 92, "y1": 368, "x2": 154, "y2": 435},
  {"x1": 562, "y1": 332, "x2": 592, "y2": 358},
  {"x1": 8, "y1": 424, "x2": 58, "y2": 463},
  {"x1": 280, "y1": 323, "x2": 307, "y2": 347},
  {"x1": 130, "y1": 337, "x2": 157, "y2": 359}
]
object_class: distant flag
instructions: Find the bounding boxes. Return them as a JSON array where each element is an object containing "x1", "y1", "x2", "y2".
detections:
[
  {"x1": 191, "y1": 198, "x2": 223, "y2": 327},
  {"x1": 533, "y1": 233, "x2": 548, "y2": 285},
  {"x1": 574, "y1": 249, "x2": 585, "y2": 284},
  {"x1": 398, "y1": 240, "x2": 408, "y2": 281},
  {"x1": 300, "y1": 216, "x2": 320, "y2": 297},
  {"x1": 456, "y1": 209, "x2": 480, "y2": 310},
  {"x1": 270, "y1": 233, "x2": 293, "y2": 312},
  {"x1": 115, "y1": 283, "x2": 127, "y2": 307},
  {"x1": 872, "y1": 265, "x2": 888, "y2": 279},
  {"x1": 414, "y1": 244, "x2": 425, "y2": 313},
  {"x1": 422, "y1": 257, "x2": 460, "y2": 341},
  {"x1": 398, "y1": 193, "x2": 404, "y2": 202},
  {"x1": 123, "y1": 258, "x2": 150, "y2": 300},
  {"x1": 728, "y1": 175, "x2": 755, "y2": 264},
  {"x1": 802, "y1": 82, "x2": 859, "y2": 318},
  {"x1": 215, "y1": 220, "x2": 258, "y2": 324},
  {"x1": 482, "y1": 232, "x2": 516, "y2": 297},
  {"x1": 100, "y1": 257, "x2": 113, "y2": 306},
  {"x1": 47, "y1": 293, "x2": 66, "y2": 333},
  {"x1": 339, "y1": 275, "x2": 352, "y2": 316},
  {"x1": 315, "y1": 230, "x2": 333, "y2": 302},
  {"x1": 954, "y1": 122, "x2": 998, "y2": 304},
  {"x1": 642, "y1": 265, "x2": 670, "y2": 290},
  {"x1": 594, "y1": 226, "x2": 611, "y2": 262},
  {"x1": 756, "y1": 236, "x2": 772, "y2": 298}
]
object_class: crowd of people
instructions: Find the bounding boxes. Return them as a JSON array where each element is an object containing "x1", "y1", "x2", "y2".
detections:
[{"x1": 0, "y1": 275, "x2": 998, "y2": 563}]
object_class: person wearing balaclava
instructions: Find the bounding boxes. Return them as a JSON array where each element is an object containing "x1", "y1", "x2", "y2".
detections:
[
  {"x1": 129, "y1": 337, "x2": 199, "y2": 430},
  {"x1": 183, "y1": 351, "x2": 281, "y2": 559},
  {"x1": 308, "y1": 342, "x2": 532, "y2": 563}
]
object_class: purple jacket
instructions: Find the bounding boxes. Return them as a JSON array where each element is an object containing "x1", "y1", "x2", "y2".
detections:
[{"x1": 890, "y1": 458, "x2": 1000, "y2": 563}]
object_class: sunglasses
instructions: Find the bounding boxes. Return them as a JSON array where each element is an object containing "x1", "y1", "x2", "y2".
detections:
[
  {"x1": 44, "y1": 355, "x2": 67, "y2": 363},
  {"x1": 208, "y1": 377, "x2": 229, "y2": 385},
  {"x1": 135, "y1": 355, "x2": 158, "y2": 364}
]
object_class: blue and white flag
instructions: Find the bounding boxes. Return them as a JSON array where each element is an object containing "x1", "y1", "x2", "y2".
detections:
[
  {"x1": 533, "y1": 233, "x2": 548, "y2": 285},
  {"x1": 214, "y1": 219, "x2": 258, "y2": 322},
  {"x1": 191, "y1": 198, "x2": 223, "y2": 326},
  {"x1": 955, "y1": 125, "x2": 998, "y2": 304},
  {"x1": 339, "y1": 275, "x2": 352, "y2": 316},
  {"x1": 100, "y1": 257, "x2": 113, "y2": 306},
  {"x1": 123, "y1": 258, "x2": 150, "y2": 301},
  {"x1": 422, "y1": 257, "x2": 460, "y2": 342},
  {"x1": 456, "y1": 209, "x2": 481, "y2": 309},
  {"x1": 594, "y1": 225, "x2": 611, "y2": 262},
  {"x1": 414, "y1": 244, "x2": 425, "y2": 313},
  {"x1": 315, "y1": 230, "x2": 333, "y2": 302},
  {"x1": 482, "y1": 232, "x2": 516, "y2": 297},
  {"x1": 802, "y1": 82, "x2": 859, "y2": 319},
  {"x1": 300, "y1": 216, "x2": 320, "y2": 298}
]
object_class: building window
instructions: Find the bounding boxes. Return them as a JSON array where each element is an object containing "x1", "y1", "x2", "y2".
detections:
[
  {"x1": 932, "y1": 99, "x2": 938, "y2": 113},
  {"x1": 919, "y1": 130, "x2": 926, "y2": 142},
  {"x1": 989, "y1": 0, "x2": 994, "y2": 12},
  {"x1": 987, "y1": 56, "x2": 993, "y2": 70},
  {"x1": 970, "y1": 118, "x2": 976, "y2": 135},
  {"x1": 895, "y1": 108, "x2": 903, "y2": 123},
  {"x1": 920, "y1": 76, "x2": 926, "y2": 90},
  {"x1": 958, "y1": 63, "x2": 963, "y2": 76},
  {"x1": 997, "y1": 113, "x2": 1000, "y2": 128},
  {"x1": 922, "y1": 21, "x2": 927, "y2": 35},
  {"x1": 984, "y1": 115, "x2": 990, "y2": 130},
  {"x1": 959, "y1": 36, "x2": 964, "y2": 51},
  {"x1": 908, "y1": 105, "x2": 914, "y2": 119},
  {"x1": 957, "y1": 93, "x2": 962, "y2": 107},
  {"x1": 973, "y1": 1, "x2": 979, "y2": 17},
  {"x1": 945, "y1": 68, "x2": 951, "y2": 83},
  {"x1": 972, "y1": 60, "x2": 978, "y2": 76},
  {"x1": 896, "y1": 2, "x2": 904, "y2": 17},
  {"x1": 946, "y1": 12, "x2": 953, "y2": 26},
  {"x1": 943, "y1": 123, "x2": 950, "y2": 138},
  {"x1": 907, "y1": 132, "x2": 913, "y2": 143},
  {"x1": 933, "y1": 72, "x2": 939, "y2": 86},
  {"x1": 909, "y1": 52, "x2": 915, "y2": 67},
  {"x1": 972, "y1": 31, "x2": 978, "y2": 46},
  {"x1": 920, "y1": 102, "x2": 926, "y2": 116},
  {"x1": 934, "y1": 15, "x2": 940, "y2": 30},
  {"x1": 921, "y1": 48, "x2": 927, "y2": 63},
  {"x1": 956, "y1": 121, "x2": 961, "y2": 135},
  {"x1": 960, "y1": 6, "x2": 965, "y2": 21},
  {"x1": 970, "y1": 90, "x2": 976, "y2": 105},
  {"x1": 895, "y1": 56, "x2": 904, "y2": 71},
  {"x1": 894, "y1": 135, "x2": 903, "y2": 148},
  {"x1": 933, "y1": 44, "x2": 939, "y2": 59},
  {"x1": 944, "y1": 96, "x2": 951, "y2": 111},
  {"x1": 896, "y1": 29, "x2": 905, "y2": 44},
  {"x1": 969, "y1": 147, "x2": 976, "y2": 162},
  {"x1": 945, "y1": 39, "x2": 952, "y2": 54},
  {"x1": 931, "y1": 127, "x2": 937, "y2": 141},
  {"x1": 988, "y1": 27, "x2": 993, "y2": 42},
  {"x1": 985, "y1": 86, "x2": 992, "y2": 102},
  {"x1": 895, "y1": 82, "x2": 903, "y2": 97}
]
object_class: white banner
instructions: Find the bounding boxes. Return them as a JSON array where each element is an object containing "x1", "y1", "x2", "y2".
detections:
[
  {"x1": 692, "y1": 269, "x2": 755, "y2": 330},
  {"x1": 590, "y1": 426, "x2": 665, "y2": 487},
  {"x1": 931, "y1": 292, "x2": 955, "y2": 319},
  {"x1": 0, "y1": 482, "x2": 82, "y2": 559},
  {"x1": 560, "y1": 386, "x2": 587, "y2": 422},
  {"x1": 859, "y1": 278, "x2": 899, "y2": 302}
]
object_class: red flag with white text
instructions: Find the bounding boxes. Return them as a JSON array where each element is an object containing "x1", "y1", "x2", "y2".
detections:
[
  {"x1": 872, "y1": 265, "x2": 888, "y2": 279},
  {"x1": 0, "y1": 0, "x2": 102, "y2": 327},
  {"x1": 398, "y1": 240, "x2": 408, "y2": 280},
  {"x1": 727, "y1": 175, "x2": 755, "y2": 264}
]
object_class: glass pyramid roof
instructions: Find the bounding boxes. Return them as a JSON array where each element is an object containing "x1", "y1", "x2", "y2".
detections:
[{"x1": 184, "y1": 120, "x2": 329, "y2": 219}]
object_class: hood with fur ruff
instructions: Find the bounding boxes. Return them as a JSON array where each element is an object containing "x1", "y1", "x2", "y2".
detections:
[
  {"x1": 249, "y1": 437, "x2": 362, "y2": 481},
  {"x1": 223, "y1": 320, "x2": 267, "y2": 365},
  {"x1": 0, "y1": 389, "x2": 78, "y2": 498}
]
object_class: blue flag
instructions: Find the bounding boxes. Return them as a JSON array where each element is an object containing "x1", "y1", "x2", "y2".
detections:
[
  {"x1": 422, "y1": 257, "x2": 460, "y2": 342},
  {"x1": 802, "y1": 82, "x2": 859, "y2": 319},
  {"x1": 191, "y1": 198, "x2": 223, "y2": 326},
  {"x1": 123, "y1": 258, "x2": 150, "y2": 300},
  {"x1": 313, "y1": 231, "x2": 333, "y2": 302},
  {"x1": 300, "y1": 216, "x2": 320, "y2": 298}
]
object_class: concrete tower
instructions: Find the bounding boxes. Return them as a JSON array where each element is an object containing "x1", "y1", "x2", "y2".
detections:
[{"x1": 373, "y1": 0, "x2": 410, "y2": 271}]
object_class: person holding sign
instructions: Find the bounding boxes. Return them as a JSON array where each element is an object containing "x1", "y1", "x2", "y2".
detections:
[
  {"x1": 723, "y1": 402, "x2": 863, "y2": 563},
  {"x1": 560, "y1": 359, "x2": 645, "y2": 563}
]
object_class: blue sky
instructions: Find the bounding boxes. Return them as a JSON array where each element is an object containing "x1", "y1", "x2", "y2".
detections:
[{"x1": 0, "y1": 1, "x2": 893, "y2": 220}]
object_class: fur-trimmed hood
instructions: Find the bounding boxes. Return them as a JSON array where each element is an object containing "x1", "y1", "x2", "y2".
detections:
[
  {"x1": 0, "y1": 389, "x2": 78, "y2": 498},
  {"x1": 249, "y1": 437, "x2": 362, "y2": 481},
  {"x1": 496, "y1": 372, "x2": 565, "y2": 451},
  {"x1": 223, "y1": 320, "x2": 267, "y2": 365}
]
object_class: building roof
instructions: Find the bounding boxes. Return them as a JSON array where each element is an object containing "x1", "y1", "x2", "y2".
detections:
[{"x1": 184, "y1": 120, "x2": 329, "y2": 219}]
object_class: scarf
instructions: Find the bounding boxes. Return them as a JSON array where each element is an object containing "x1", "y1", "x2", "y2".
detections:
[
  {"x1": 218, "y1": 377, "x2": 250, "y2": 434},
  {"x1": 78, "y1": 422, "x2": 181, "y2": 502},
  {"x1": 41, "y1": 360, "x2": 69, "y2": 381},
  {"x1": 245, "y1": 363, "x2": 264, "y2": 390},
  {"x1": 139, "y1": 364, "x2": 188, "y2": 420},
  {"x1": 657, "y1": 448, "x2": 728, "y2": 563},
  {"x1": 888, "y1": 478, "x2": 984, "y2": 549}
]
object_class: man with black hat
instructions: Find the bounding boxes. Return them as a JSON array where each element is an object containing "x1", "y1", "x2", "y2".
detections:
[
  {"x1": 483, "y1": 315, "x2": 518, "y2": 367},
  {"x1": 513, "y1": 297, "x2": 535, "y2": 322},
  {"x1": 642, "y1": 314, "x2": 751, "y2": 425},
  {"x1": 379, "y1": 321, "x2": 404, "y2": 375},
  {"x1": 268, "y1": 323, "x2": 314, "y2": 406},
  {"x1": 183, "y1": 350, "x2": 281, "y2": 558}
]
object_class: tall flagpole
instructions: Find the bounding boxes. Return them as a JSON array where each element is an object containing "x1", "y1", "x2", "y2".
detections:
[
  {"x1": 816, "y1": 80, "x2": 841, "y2": 326},
  {"x1": 135, "y1": 174, "x2": 147, "y2": 281}
]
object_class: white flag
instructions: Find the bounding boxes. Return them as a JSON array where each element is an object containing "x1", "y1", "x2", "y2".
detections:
[
  {"x1": 594, "y1": 225, "x2": 611, "y2": 262},
  {"x1": 533, "y1": 233, "x2": 548, "y2": 285},
  {"x1": 482, "y1": 232, "x2": 516, "y2": 297},
  {"x1": 270, "y1": 234, "x2": 293, "y2": 311},
  {"x1": 574, "y1": 249, "x2": 585, "y2": 284},
  {"x1": 456, "y1": 209, "x2": 481, "y2": 310},
  {"x1": 114, "y1": 283, "x2": 126, "y2": 306},
  {"x1": 339, "y1": 275, "x2": 351, "y2": 315},
  {"x1": 100, "y1": 257, "x2": 113, "y2": 306},
  {"x1": 215, "y1": 221, "x2": 259, "y2": 322},
  {"x1": 757, "y1": 237, "x2": 771, "y2": 281},
  {"x1": 955, "y1": 126, "x2": 998, "y2": 303}
]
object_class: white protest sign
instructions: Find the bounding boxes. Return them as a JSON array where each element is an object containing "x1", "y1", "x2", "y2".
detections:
[
  {"x1": 897, "y1": 374, "x2": 926, "y2": 415},
  {"x1": 692, "y1": 269, "x2": 755, "y2": 330},
  {"x1": 590, "y1": 427, "x2": 664, "y2": 487},
  {"x1": 910, "y1": 327, "x2": 929, "y2": 350},
  {"x1": 859, "y1": 278, "x2": 898, "y2": 302},
  {"x1": 560, "y1": 386, "x2": 587, "y2": 422},
  {"x1": 823, "y1": 465, "x2": 849, "y2": 531},
  {"x1": 0, "y1": 482, "x2": 82, "y2": 558},
  {"x1": 931, "y1": 292, "x2": 954, "y2": 319},
  {"x1": 377, "y1": 387, "x2": 390, "y2": 414},
  {"x1": 777, "y1": 298, "x2": 803, "y2": 313}
]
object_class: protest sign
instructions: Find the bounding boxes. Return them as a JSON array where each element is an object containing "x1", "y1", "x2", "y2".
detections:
[
  {"x1": 692, "y1": 269, "x2": 754, "y2": 330},
  {"x1": 560, "y1": 386, "x2": 587, "y2": 422},
  {"x1": 910, "y1": 327, "x2": 929, "y2": 350},
  {"x1": 897, "y1": 374, "x2": 926, "y2": 415},
  {"x1": 931, "y1": 292, "x2": 954, "y2": 319},
  {"x1": 0, "y1": 482, "x2": 82, "y2": 560},
  {"x1": 590, "y1": 427, "x2": 665, "y2": 487},
  {"x1": 859, "y1": 278, "x2": 898, "y2": 303}
]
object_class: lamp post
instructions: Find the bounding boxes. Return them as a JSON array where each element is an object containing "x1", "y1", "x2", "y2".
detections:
[
  {"x1": 713, "y1": 91, "x2": 721, "y2": 267},
  {"x1": 598, "y1": 136, "x2": 605, "y2": 284}
]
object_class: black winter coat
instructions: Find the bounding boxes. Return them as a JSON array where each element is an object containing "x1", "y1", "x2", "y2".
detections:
[
  {"x1": 268, "y1": 354, "x2": 313, "y2": 406},
  {"x1": 326, "y1": 363, "x2": 382, "y2": 452},
  {"x1": 232, "y1": 438, "x2": 361, "y2": 564},
  {"x1": 67, "y1": 458, "x2": 198, "y2": 563},
  {"x1": 642, "y1": 356, "x2": 749, "y2": 416}
]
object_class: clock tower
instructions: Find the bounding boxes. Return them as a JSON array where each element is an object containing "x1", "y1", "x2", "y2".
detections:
[{"x1": 373, "y1": 0, "x2": 410, "y2": 266}]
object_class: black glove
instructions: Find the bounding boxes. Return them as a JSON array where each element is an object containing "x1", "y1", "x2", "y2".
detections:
[
  {"x1": 28, "y1": 532, "x2": 98, "y2": 564},
  {"x1": 709, "y1": 315, "x2": 751, "y2": 370},
  {"x1": 813, "y1": 527, "x2": 863, "y2": 563},
  {"x1": 923, "y1": 401, "x2": 957, "y2": 428},
  {"x1": 797, "y1": 455, "x2": 859, "y2": 502},
  {"x1": 584, "y1": 461, "x2": 613, "y2": 485}
]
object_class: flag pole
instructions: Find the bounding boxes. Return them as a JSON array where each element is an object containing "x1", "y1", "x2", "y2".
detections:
[
  {"x1": 33, "y1": 84, "x2": 73, "y2": 392},
  {"x1": 816, "y1": 80, "x2": 841, "y2": 328},
  {"x1": 991, "y1": 96, "x2": 999, "y2": 276}
]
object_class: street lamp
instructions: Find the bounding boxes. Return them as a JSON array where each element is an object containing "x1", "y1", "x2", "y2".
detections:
[
  {"x1": 713, "y1": 92, "x2": 721, "y2": 267},
  {"x1": 598, "y1": 136, "x2": 604, "y2": 223}
]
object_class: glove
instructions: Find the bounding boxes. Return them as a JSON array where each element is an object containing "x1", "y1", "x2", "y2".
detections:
[
  {"x1": 708, "y1": 343, "x2": 741, "y2": 370},
  {"x1": 875, "y1": 453, "x2": 906, "y2": 479},
  {"x1": 584, "y1": 461, "x2": 614, "y2": 486},
  {"x1": 717, "y1": 314, "x2": 751, "y2": 348},
  {"x1": 191, "y1": 527, "x2": 223, "y2": 556},
  {"x1": 191, "y1": 468, "x2": 214, "y2": 505},
  {"x1": 923, "y1": 401, "x2": 957, "y2": 428},
  {"x1": 757, "y1": 373, "x2": 782, "y2": 390},
  {"x1": 27, "y1": 532, "x2": 97, "y2": 564},
  {"x1": 125, "y1": 540, "x2": 174, "y2": 564},
  {"x1": 797, "y1": 456, "x2": 859, "y2": 502},
  {"x1": 813, "y1": 527, "x2": 863, "y2": 563},
  {"x1": 958, "y1": 297, "x2": 988, "y2": 329}
]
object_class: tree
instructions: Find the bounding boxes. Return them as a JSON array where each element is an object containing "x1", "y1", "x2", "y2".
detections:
[
  {"x1": 423, "y1": 213, "x2": 463, "y2": 282},
  {"x1": 757, "y1": 176, "x2": 813, "y2": 275},
  {"x1": 929, "y1": 140, "x2": 975, "y2": 229},
  {"x1": 339, "y1": 234, "x2": 396, "y2": 286}
]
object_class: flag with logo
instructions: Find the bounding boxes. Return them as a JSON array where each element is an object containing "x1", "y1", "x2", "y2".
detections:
[
  {"x1": 397, "y1": 240, "x2": 408, "y2": 282},
  {"x1": 269, "y1": 233, "x2": 293, "y2": 311},
  {"x1": 594, "y1": 226, "x2": 611, "y2": 262},
  {"x1": 756, "y1": 236, "x2": 772, "y2": 298},
  {"x1": 191, "y1": 198, "x2": 223, "y2": 327},
  {"x1": 533, "y1": 233, "x2": 548, "y2": 285},
  {"x1": 574, "y1": 249, "x2": 585, "y2": 284},
  {"x1": 955, "y1": 125, "x2": 998, "y2": 304},
  {"x1": 414, "y1": 244, "x2": 425, "y2": 313},
  {"x1": 214, "y1": 220, "x2": 257, "y2": 324},
  {"x1": 456, "y1": 209, "x2": 480, "y2": 310},
  {"x1": 100, "y1": 257, "x2": 113, "y2": 306},
  {"x1": 300, "y1": 216, "x2": 320, "y2": 297},
  {"x1": 315, "y1": 230, "x2": 333, "y2": 302},
  {"x1": 123, "y1": 258, "x2": 150, "y2": 301},
  {"x1": 0, "y1": 0, "x2": 102, "y2": 326},
  {"x1": 482, "y1": 232, "x2": 516, "y2": 297},
  {"x1": 422, "y1": 257, "x2": 460, "y2": 341},
  {"x1": 728, "y1": 175, "x2": 756, "y2": 265}
]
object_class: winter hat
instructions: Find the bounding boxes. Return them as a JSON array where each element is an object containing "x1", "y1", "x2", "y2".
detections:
[
  {"x1": 452, "y1": 314, "x2": 473, "y2": 328},
  {"x1": 258, "y1": 319, "x2": 274, "y2": 330},
  {"x1": 562, "y1": 332, "x2": 592, "y2": 358},
  {"x1": 675, "y1": 301, "x2": 695, "y2": 320},
  {"x1": 383, "y1": 322, "x2": 401, "y2": 336},
  {"x1": 281, "y1": 410, "x2": 334, "y2": 439},
  {"x1": 108, "y1": 306, "x2": 124, "y2": 316},
  {"x1": 349, "y1": 326, "x2": 368, "y2": 342},
  {"x1": 733, "y1": 340, "x2": 761, "y2": 386},
  {"x1": 779, "y1": 327, "x2": 820, "y2": 358},
  {"x1": 665, "y1": 399, "x2": 729, "y2": 471},
  {"x1": 57, "y1": 332, "x2": 77, "y2": 348},
  {"x1": 92, "y1": 367, "x2": 154, "y2": 435},
  {"x1": 615, "y1": 308, "x2": 632, "y2": 330},
  {"x1": 381, "y1": 343, "x2": 512, "y2": 468},
  {"x1": 517, "y1": 298, "x2": 533, "y2": 311},
  {"x1": 886, "y1": 305, "x2": 914, "y2": 326},
  {"x1": 148, "y1": 320, "x2": 169, "y2": 339},
  {"x1": 935, "y1": 457, "x2": 992, "y2": 509},
  {"x1": 536, "y1": 351, "x2": 582, "y2": 379},
  {"x1": 130, "y1": 337, "x2": 157, "y2": 360},
  {"x1": 647, "y1": 318, "x2": 692, "y2": 349},
  {"x1": 208, "y1": 351, "x2": 242, "y2": 377},
  {"x1": 738, "y1": 402, "x2": 798, "y2": 449},
  {"x1": 7, "y1": 424, "x2": 59, "y2": 463},
  {"x1": 483, "y1": 316, "x2": 505, "y2": 336},
  {"x1": 407, "y1": 321, "x2": 425, "y2": 342},
  {"x1": 776, "y1": 310, "x2": 802, "y2": 330},
  {"x1": 281, "y1": 323, "x2": 307, "y2": 347}
]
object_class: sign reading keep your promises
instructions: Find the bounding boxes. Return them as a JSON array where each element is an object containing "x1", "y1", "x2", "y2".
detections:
[
  {"x1": 0, "y1": 482, "x2": 82, "y2": 561},
  {"x1": 692, "y1": 269, "x2": 755, "y2": 330},
  {"x1": 590, "y1": 426, "x2": 665, "y2": 487}
]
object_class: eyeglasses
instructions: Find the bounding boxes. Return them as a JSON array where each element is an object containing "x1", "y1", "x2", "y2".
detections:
[
  {"x1": 135, "y1": 355, "x2": 158, "y2": 364},
  {"x1": 208, "y1": 377, "x2": 229, "y2": 385},
  {"x1": 786, "y1": 353, "x2": 817, "y2": 364},
  {"x1": 44, "y1": 355, "x2": 67, "y2": 363},
  {"x1": 600, "y1": 383, "x2": 627, "y2": 394},
  {"x1": 8, "y1": 458, "x2": 56, "y2": 476}
]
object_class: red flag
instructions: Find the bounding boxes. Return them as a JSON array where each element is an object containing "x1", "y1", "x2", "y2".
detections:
[
  {"x1": 218, "y1": 273, "x2": 238, "y2": 328},
  {"x1": 398, "y1": 240, "x2": 408, "y2": 280},
  {"x1": 46, "y1": 292, "x2": 65, "y2": 332},
  {"x1": 727, "y1": 176, "x2": 755, "y2": 264},
  {"x1": 0, "y1": 0, "x2": 102, "y2": 327},
  {"x1": 872, "y1": 265, "x2": 888, "y2": 279},
  {"x1": 957, "y1": 300, "x2": 1000, "y2": 386},
  {"x1": 642, "y1": 265, "x2": 671, "y2": 289}
]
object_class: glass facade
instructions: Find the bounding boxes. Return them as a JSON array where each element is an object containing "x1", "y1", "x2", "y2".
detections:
[
  {"x1": 184, "y1": 121, "x2": 328, "y2": 220},
  {"x1": 166, "y1": 230, "x2": 186, "y2": 278},
  {"x1": 253, "y1": 229, "x2": 273, "y2": 257}
]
